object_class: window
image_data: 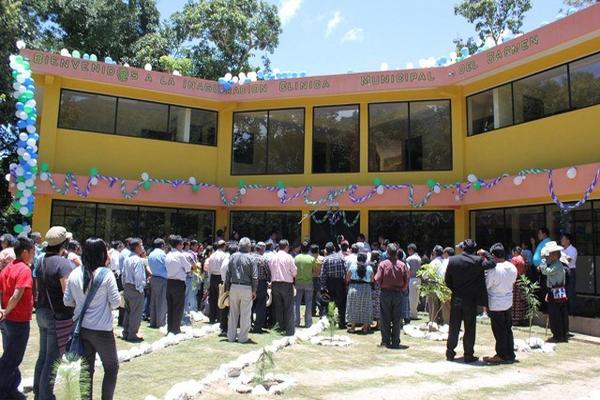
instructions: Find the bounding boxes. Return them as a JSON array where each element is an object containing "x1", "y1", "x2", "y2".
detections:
[
  {"x1": 467, "y1": 84, "x2": 513, "y2": 135},
  {"x1": 232, "y1": 109, "x2": 304, "y2": 175},
  {"x1": 313, "y1": 105, "x2": 360, "y2": 173},
  {"x1": 407, "y1": 101, "x2": 452, "y2": 171},
  {"x1": 51, "y1": 200, "x2": 215, "y2": 245},
  {"x1": 58, "y1": 90, "x2": 116, "y2": 133},
  {"x1": 229, "y1": 211, "x2": 302, "y2": 246},
  {"x1": 368, "y1": 102, "x2": 409, "y2": 172},
  {"x1": 169, "y1": 107, "x2": 217, "y2": 146},
  {"x1": 513, "y1": 65, "x2": 569, "y2": 123},
  {"x1": 57, "y1": 89, "x2": 217, "y2": 145},
  {"x1": 368, "y1": 211, "x2": 455, "y2": 256},
  {"x1": 310, "y1": 211, "x2": 360, "y2": 246},
  {"x1": 569, "y1": 52, "x2": 600, "y2": 109},
  {"x1": 116, "y1": 98, "x2": 169, "y2": 140}
]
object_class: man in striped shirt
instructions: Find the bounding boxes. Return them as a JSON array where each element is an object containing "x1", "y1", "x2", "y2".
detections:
[{"x1": 320, "y1": 242, "x2": 347, "y2": 329}]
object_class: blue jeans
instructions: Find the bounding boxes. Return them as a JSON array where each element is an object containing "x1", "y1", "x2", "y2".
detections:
[
  {"x1": 34, "y1": 308, "x2": 60, "y2": 400},
  {"x1": 294, "y1": 283, "x2": 313, "y2": 328},
  {"x1": 0, "y1": 320, "x2": 30, "y2": 397}
]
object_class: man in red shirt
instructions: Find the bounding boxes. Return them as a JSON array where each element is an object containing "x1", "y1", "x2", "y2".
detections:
[
  {"x1": 374, "y1": 243, "x2": 410, "y2": 349},
  {"x1": 0, "y1": 236, "x2": 35, "y2": 399}
]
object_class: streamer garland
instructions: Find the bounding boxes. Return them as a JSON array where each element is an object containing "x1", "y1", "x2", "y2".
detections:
[{"x1": 11, "y1": 165, "x2": 597, "y2": 214}]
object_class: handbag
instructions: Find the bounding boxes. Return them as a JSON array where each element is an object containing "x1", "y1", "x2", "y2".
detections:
[
  {"x1": 41, "y1": 256, "x2": 74, "y2": 355},
  {"x1": 65, "y1": 268, "x2": 109, "y2": 358},
  {"x1": 550, "y1": 284, "x2": 568, "y2": 303},
  {"x1": 217, "y1": 283, "x2": 229, "y2": 309}
]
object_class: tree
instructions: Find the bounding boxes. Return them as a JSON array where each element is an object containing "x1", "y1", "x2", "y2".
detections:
[
  {"x1": 562, "y1": 0, "x2": 598, "y2": 6},
  {"x1": 417, "y1": 263, "x2": 452, "y2": 324},
  {"x1": 454, "y1": 0, "x2": 533, "y2": 45},
  {"x1": 518, "y1": 274, "x2": 541, "y2": 340},
  {"x1": 171, "y1": 0, "x2": 282, "y2": 79},
  {"x1": 453, "y1": 36, "x2": 480, "y2": 55}
]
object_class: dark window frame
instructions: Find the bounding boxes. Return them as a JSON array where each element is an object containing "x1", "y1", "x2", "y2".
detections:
[
  {"x1": 466, "y1": 50, "x2": 600, "y2": 136},
  {"x1": 469, "y1": 201, "x2": 600, "y2": 297},
  {"x1": 231, "y1": 107, "x2": 306, "y2": 176},
  {"x1": 50, "y1": 199, "x2": 216, "y2": 242},
  {"x1": 312, "y1": 103, "x2": 361, "y2": 174},
  {"x1": 367, "y1": 99, "x2": 453, "y2": 172},
  {"x1": 57, "y1": 88, "x2": 219, "y2": 147},
  {"x1": 228, "y1": 210, "x2": 303, "y2": 244}
]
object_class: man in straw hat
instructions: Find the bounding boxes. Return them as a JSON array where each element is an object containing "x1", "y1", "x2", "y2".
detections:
[{"x1": 538, "y1": 241, "x2": 569, "y2": 343}]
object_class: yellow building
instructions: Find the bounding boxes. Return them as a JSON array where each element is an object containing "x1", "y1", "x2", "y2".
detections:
[{"x1": 17, "y1": 5, "x2": 600, "y2": 303}]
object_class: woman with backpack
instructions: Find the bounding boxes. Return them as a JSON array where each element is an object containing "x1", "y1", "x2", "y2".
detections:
[{"x1": 64, "y1": 238, "x2": 121, "y2": 399}]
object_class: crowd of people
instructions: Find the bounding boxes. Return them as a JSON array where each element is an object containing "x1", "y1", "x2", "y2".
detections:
[{"x1": 0, "y1": 224, "x2": 577, "y2": 399}]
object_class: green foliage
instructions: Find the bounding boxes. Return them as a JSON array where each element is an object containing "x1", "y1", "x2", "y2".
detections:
[
  {"x1": 159, "y1": 55, "x2": 193, "y2": 76},
  {"x1": 417, "y1": 263, "x2": 452, "y2": 323},
  {"x1": 171, "y1": 0, "x2": 282, "y2": 79},
  {"x1": 453, "y1": 36, "x2": 480, "y2": 55},
  {"x1": 53, "y1": 356, "x2": 91, "y2": 400},
  {"x1": 562, "y1": 0, "x2": 598, "y2": 7},
  {"x1": 454, "y1": 0, "x2": 533, "y2": 45},
  {"x1": 252, "y1": 347, "x2": 274, "y2": 386},
  {"x1": 518, "y1": 274, "x2": 541, "y2": 340}
]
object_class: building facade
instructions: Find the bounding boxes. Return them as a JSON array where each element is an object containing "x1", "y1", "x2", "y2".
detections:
[{"x1": 18, "y1": 5, "x2": 600, "y2": 309}]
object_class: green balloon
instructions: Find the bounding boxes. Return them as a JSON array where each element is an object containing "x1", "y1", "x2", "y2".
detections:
[
  {"x1": 14, "y1": 224, "x2": 23, "y2": 234},
  {"x1": 40, "y1": 162, "x2": 49, "y2": 172},
  {"x1": 238, "y1": 179, "x2": 246, "y2": 188},
  {"x1": 373, "y1": 177, "x2": 382, "y2": 186},
  {"x1": 276, "y1": 180, "x2": 284, "y2": 189},
  {"x1": 16, "y1": 176, "x2": 25, "y2": 183},
  {"x1": 12, "y1": 201, "x2": 20, "y2": 210},
  {"x1": 15, "y1": 55, "x2": 23, "y2": 64},
  {"x1": 31, "y1": 166, "x2": 38, "y2": 174},
  {"x1": 426, "y1": 179, "x2": 436, "y2": 189},
  {"x1": 90, "y1": 167, "x2": 98, "y2": 177},
  {"x1": 192, "y1": 184, "x2": 199, "y2": 193},
  {"x1": 16, "y1": 190, "x2": 23, "y2": 198},
  {"x1": 23, "y1": 61, "x2": 31, "y2": 70},
  {"x1": 18, "y1": 94, "x2": 27, "y2": 102},
  {"x1": 90, "y1": 54, "x2": 98, "y2": 62},
  {"x1": 143, "y1": 181, "x2": 151, "y2": 190},
  {"x1": 11, "y1": 71, "x2": 17, "y2": 79},
  {"x1": 72, "y1": 50, "x2": 81, "y2": 58},
  {"x1": 24, "y1": 106, "x2": 33, "y2": 114},
  {"x1": 473, "y1": 181, "x2": 482, "y2": 191}
]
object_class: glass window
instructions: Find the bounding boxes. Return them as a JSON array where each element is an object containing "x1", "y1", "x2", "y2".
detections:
[
  {"x1": 513, "y1": 66, "x2": 569, "y2": 124},
  {"x1": 368, "y1": 102, "x2": 409, "y2": 172},
  {"x1": 58, "y1": 90, "x2": 116, "y2": 133},
  {"x1": 313, "y1": 105, "x2": 360, "y2": 173},
  {"x1": 116, "y1": 98, "x2": 169, "y2": 140},
  {"x1": 50, "y1": 200, "x2": 97, "y2": 242},
  {"x1": 139, "y1": 207, "x2": 177, "y2": 243},
  {"x1": 172, "y1": 210, "x2": 215, "y2": 242},
  {"x1": 267, "y1": 109, "x2": 304, "y2": 174},
  {"x1": 232, "y1": 111, "x2": 268, "y2": 174},
  {"x1": 98, "y1": 204, "x2": 139, "y2": 242},
  {"x1": 230, "y1": 211, "x2": 302, "y2": 246},
  {"x1": 232, "y1": 109, "x2": 304, "y2": 175},
  {"x1": 470, "y1": 209, "x2": 506, "y2": 251},
  {"x1": 408, "y1": 101, "x2": 452, "y2": 171},
  {"x1": 310, "y1": 211, "x2": 360, "y2": 247},
  {"x1": 169, "y1": 106, "x2": 217, "y2": 145},
  {"x1": 569, "y1": 52, "x2": 600, "y2": 109},
  {"x1": 467, "y1": 84, "x2": 513, "y2": 135},
  {"x1": 369, "y1": 211, "x2": 454, "y2": 256},
  {"x1": 504, "y1": 206, "x2": 545, "y2": 249}
]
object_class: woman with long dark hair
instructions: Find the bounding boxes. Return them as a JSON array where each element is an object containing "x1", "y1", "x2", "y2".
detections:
[
  {"x1": 64, "y1": 238, "x2": 120, "y2": 399},
  {"x1": 345, "y1": 252, "x2": 374, "y2": 334},
  {"x1": 370, "y1": 250, "x2": 382, "y2": 329}
]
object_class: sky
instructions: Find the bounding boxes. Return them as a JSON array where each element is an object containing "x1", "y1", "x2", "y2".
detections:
[{"x1": 157, "y1": 0, "x2": 568, "y2": 76}]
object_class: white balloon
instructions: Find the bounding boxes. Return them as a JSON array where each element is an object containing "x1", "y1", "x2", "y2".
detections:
[
  {"x1": 17, "y1": 182, "x2": 26, "y2": 191},
  {"x1": 467, "y1": 174, "x2": 478, "y2": 183},
  {"x1": 277, "y1": 188, "x2": 285, "y2": 198},
  {"x1": 9, "y1": 163, "x2": 17, "y2": 171},
  {"x1": 25, "y1": 178, "x2": 34, "y2": 186},
  {"x1": 40, "y1": 172, "x2": 48, "y2": 181},
  {"x1": 9, "y1": 55, "x2": 16, "y2": 63},
  {"x1": 124, "y1": 63, "x2": 130, "y2": 67},
  {"x1": 23, "y1": 189, "x2": 32, "y2": 197},
  {"x1": 433, "y1": 185, "x2": 441, "y2": 194},
  {"x1": 172, "y1": 70, "x2": 181, "y2": 76},
  {"x1": 16, "y1": 148, "x2": 25, "y2": 156},
  {"x1": 141, "y1": 172, "x2": 149, "y2": 181},
  {"x1": 26, "y1": 125, "x2": 36, "y2": 133},
  {"x1": 5, "y1": 174, "x2": 11, "y2": 182},
  {"x1": 28, "y1": 158, "x2": 37, "y2": 167},
  {"x1": 188, "y1": 177, "x2": 197, "y2": 185},
  {"x1": 13, "y1": 82, "x2": 21, "y2": 90},
  {"x1": 26, "y1": 99, "x2": 36, "y2": 107},
  {"x1": 26, "y1": 138, "x2": 36, "y2": 147},
  {"x1": 20, "y1": 207, "x2": 29, "y2": 216},
  {"x1": 247, "y1": 71, "x2": 257, "y2": 81},
  {"x1": 376, "y1": 185, "x2": 384, "y2": 195},
  {"x1": 238, "y1": 72, "x2": 246, "y2": 81},
  {"x1": 60, "y1": 48, "x2": 70, "y2": 57},
  {"x1": 19, "y1": 197, "x2": 29, "y2": 205},
  {"x1": 455, "y1": 195, "x2": 461, "y2": 202},
  {"x1": 566, "y1": 167, "x2": 577, "y2": 179},
  {"x1": 513, "y1": 176, "x2": 524, "y2": 186},
  {"x1": 16, "y1": 40, "x2": 26, "y2": 50},
  {"x1": 224, "y1": 73, "x2": 232, "y2": 81},
  {"x1": 90, "y1": 176, "x2": 99, "y2": 186},
  {"x1": 239, "y1": 187, "x2": 247, "y2": 195},
  {"x1": 232, "y1": 76, "x2": 239, "y2": 83},
  {"x1": 19, "y1": 133, "x2": 28, "y2": 141},
  {"x1": 144, "y1": 63, "x2": 152, "y2": 71},
  {"x1": 22, "y1": 152, "x2": 31, "y2": 161},
  {"x1": 16, "y1": 75, "x2": 26, "y2": 83},
  {"x1": 15, "y1": 166, "x2": 24, "y2": 176},
  {"x1": 23, "y1": 225, "x2": 32, "y2": 234}
]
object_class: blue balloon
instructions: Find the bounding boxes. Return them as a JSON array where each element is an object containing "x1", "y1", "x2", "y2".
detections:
[
  {"x1": 32, "y1": 133, "x2": 39, "y2": 141},
  {"x1": 218, "y1": 78, "x2": 226, "y2": 84},
  {"x1": 27, "y1": 119, "x2": 35, "y2": 126},
  {"x1": 568, "y1": 7, "x2": 577, "y2": 15},
  {"x1": 223, "y1": 82, "x2": 231, "y2": 90},
  {"x1": 16, "y1": 102, "x2": 24, "y2": 111},
  {"x1": 257, "y1": 71, "x2": 264, "y2": 79},
  {"x1": 83, "y1": 53, "x2": 90, "y2": 60},
  {"x1": 460, "y1": 46, "x2": 469, "y2": 57},
  {"x1": 24, "y1": 172, "x2": 32, "y2": 179},
  {"x1": 299, "y1": 71, "x2": 306, "y2": 77},
  {"x1": 17, "y1": 120, "x2": 27, "y2": 129},
  {"x1": 32, "y1": 153, "x2": 38, "y2": 159},
  {"x1": 105, "y1": 56, "x2": 113, "y2": 63}
]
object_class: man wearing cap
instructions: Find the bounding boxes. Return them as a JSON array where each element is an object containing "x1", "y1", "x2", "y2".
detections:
[
  {"x1": 445, "y1": 239, "x2": 495, "y2": 363},
  {"x1": 406, "y1": 244, "x2": 422, "y2": 320},
  {"x1": 33, "y1": 226, "x2": 74, "y2": 399},
  {"x1": 539, "y1": 241, "x2": 569, "y2": 343},
  {"x1": 483, "y1": 243, "x2": 517, "y2": 364},
  {"x1": 121, "y1": 238, "x2": 146, "y2": 342},
  {"x1": 207, "y1": 240, "x2": 228, "y2": 324},
  {"x1": 251, "y1": 242, "x2": 270, "y2": 333}
]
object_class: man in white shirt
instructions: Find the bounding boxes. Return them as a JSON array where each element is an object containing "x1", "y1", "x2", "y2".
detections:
[
  {"x1": 405, "y1": 243, "x2": 422, "y2": 320},
  {"x1": 483, "y1": 243, "x2": 517, "y2": 364},
  {"x1": 165, "y1": 235, "x2": 192, "y2": 335},
  {"x1": 207, "y1": 240, "x2": 228, "y2": 323},
  {"x1": 560, "y1": 233, "x2": 578, "y2": 314}
]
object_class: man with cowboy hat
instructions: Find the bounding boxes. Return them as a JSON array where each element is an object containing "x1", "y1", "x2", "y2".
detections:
[{"x1": 539, "y1": 241, "x2": 569, "y2": 343}]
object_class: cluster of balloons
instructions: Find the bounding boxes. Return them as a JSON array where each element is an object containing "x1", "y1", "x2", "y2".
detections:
[
  {"x1": 257, "y1": 69, "x2": 307, "y2": 81},
  {"x1": 217, "y1": 71, "x2": 259, "y2": 90},
  {"x1": 59, "y1": 48, "x2": 104, "y2": 63},
  {"x1": 8, "y1": 43, "x2": 39, "y2": 226}
]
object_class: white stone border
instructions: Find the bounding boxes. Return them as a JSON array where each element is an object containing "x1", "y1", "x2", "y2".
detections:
[{"x1": 155, "y1": 317, "x2": 329, "y2": 400}]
